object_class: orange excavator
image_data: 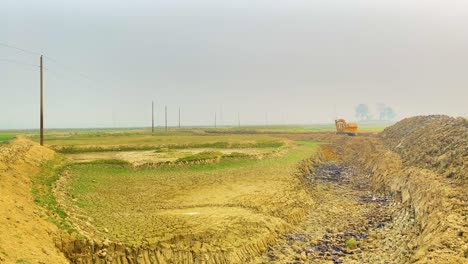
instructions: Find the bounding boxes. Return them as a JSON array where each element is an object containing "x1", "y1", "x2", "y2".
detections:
[{"x1": 335, "y1": 119, "x2": 358, "y2": 136}]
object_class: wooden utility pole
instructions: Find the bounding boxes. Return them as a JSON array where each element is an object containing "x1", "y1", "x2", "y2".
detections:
[
  {"x1": 220, "y1": 105, "x2": 223, "y2": 127},
  {"x1": 178, "y1": 107, "x2": 181, "y2": 129},
  {"x1": 238, "y1": 112, "x2": 240, "y2": 128},
  {"x1": 165, "y1": 105, "x2": 168, "y2": 132},
  {"x1": 214, "y1": 112, "x2": 217, "y2": 128},
  {"x1": 40, "y1": 55, "x2": 44, "y2": 146},
  {"x1": 152, "y1": 101, "x2": 154, "y2": 134}
]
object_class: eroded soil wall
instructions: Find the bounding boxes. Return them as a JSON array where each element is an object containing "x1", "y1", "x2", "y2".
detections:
[
  {"x1": 338, "y1": 133, "x2": 467, "y2": 262},
  {"x1": 0, "y1": 138, "x2": 69, "y2": 263}
]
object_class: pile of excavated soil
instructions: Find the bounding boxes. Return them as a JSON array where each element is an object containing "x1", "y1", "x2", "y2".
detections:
[
  {"x1": 0, "y1": 138, "x2": 68, "y2": 263},
  {"x1": 380, "y1": 115, "x2": 467, "y2": 182}
]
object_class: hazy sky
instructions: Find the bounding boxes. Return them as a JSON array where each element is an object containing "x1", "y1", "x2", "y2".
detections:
[{"x1": 2, "y1": 0, "x2": 467, "y2": 129}]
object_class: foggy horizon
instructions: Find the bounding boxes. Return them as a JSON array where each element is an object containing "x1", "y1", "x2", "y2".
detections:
[{"x1": 2, "y1": 0, "x2": 467, "y2": 129}]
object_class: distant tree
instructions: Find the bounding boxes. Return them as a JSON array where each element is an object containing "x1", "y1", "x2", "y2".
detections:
[
  {"x1": 383, "y1": 107, "x2": 396, "y2": 120},
  {"x1": 355, "y1": 104, "x2": 369, "y2": 120},
  {"x1": 376, "y1": 103, "x2": 386, "y2": 120}
]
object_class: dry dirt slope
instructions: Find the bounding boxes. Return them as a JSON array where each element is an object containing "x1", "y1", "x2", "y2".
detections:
[
  {"x1": 338, "y1": 115, "x2": 467, "y2": 263},
  {"x1": 0, "y1": 138, "x2": 68, "y2": 264},
  {"x1": 380, "y1": 115, "x2": 467, "y2": 182}
]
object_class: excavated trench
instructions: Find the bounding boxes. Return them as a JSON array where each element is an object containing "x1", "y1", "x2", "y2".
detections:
[{"x1": 256, "y1": 160, "x2": 416, "y2": 263}]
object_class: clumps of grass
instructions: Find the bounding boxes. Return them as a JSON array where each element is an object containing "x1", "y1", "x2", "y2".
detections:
[
  {"x1": 15, "y1": 258, "x2": 30, "y2": 264},
  {"x1": 55, "y1": 140, "x2": 284, "y2": 154},
  {"x1": 56, "y1": 145, "x2": 157, "y2": 154},
  {"x1": 223, "y1": 152, "x2": 250, "y2": 159},
  {"x1": 346, "y1": 238, "x2": 357, "y2": 250},
  {"x1": 176, "y1": 151, "x2": 223, "y2": 163},
  {"x1": 86, "y1": 159, "x2": 132, "y2": 166},
  {"x1": 171, "y1": 141, "x2": 283, "y2": 149},
  {"x1": 31, "y1": 160, "x2": 75, "y2": 234},
  {"x1": 0, "y1": 133, "x2": 16, "y2": 144},
  {"x1": 153, "y1": 147, "x2": 175, "y2": 153}
]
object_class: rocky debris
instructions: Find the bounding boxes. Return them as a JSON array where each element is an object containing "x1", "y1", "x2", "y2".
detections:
[
  {"x1": 260, "y1": 160, "x2": 414, "y2": 263},
  {"x1": 380, "y1": 115, "x2": 467, "y2": 182},
  {"x1": 308, "y1": 162, "x2": 354, "y2": 183}
]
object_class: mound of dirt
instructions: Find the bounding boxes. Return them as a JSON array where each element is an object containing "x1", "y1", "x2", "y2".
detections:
[
  {"x1": 380, "y1": 115, "x2": 467, "y2": 182},
  {"x1": 0, "y1": 138, "x2": 68, "y2": 263}
]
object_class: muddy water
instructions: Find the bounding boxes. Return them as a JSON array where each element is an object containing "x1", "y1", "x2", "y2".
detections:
[{"x1": 254, "y1": 162, "x2": 416, "y2": 264}]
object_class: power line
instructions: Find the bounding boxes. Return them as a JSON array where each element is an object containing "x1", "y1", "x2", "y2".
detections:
[
  {"x1": 0, "y1": 42, "x2": 97, "y2": 83},
  {"x1": 0, "y1": 42, "x2": 43, "y2": 56},
  {"x1": 0, "y1": 58, "x2": 39, "y2": 68}
]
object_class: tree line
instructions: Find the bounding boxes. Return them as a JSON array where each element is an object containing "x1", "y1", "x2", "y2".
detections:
[{"x1": 355, "y1": 103, "x2": 396, "y2": 121}]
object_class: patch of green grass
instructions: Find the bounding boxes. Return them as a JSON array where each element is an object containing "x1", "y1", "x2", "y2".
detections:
[
  {"x1": 346, "y1": 238, "x2": 357, "y2": 249},
  {"x1": 26, "y1": 131, "x2": 283, "y2": 148},
  {"x1": 62, "y1": 140, "x2": 321, "y2": 242},
  {"x1": 176, "y1": 151, "x2": 223, "y2": 162},
  {"x1": 54, "y1": 140, "x2": 284, "y2": 154},
  {"x1": 31, "y1": 159, "x2": 75, "y2": 234},
  {"x1": 65, "y1": 142, "x2": 322, "y2": 204},
  {"x1": 16, "y1": 258, "x2": 30, "y2": 264},
  {"x1": 57, "y1": 145, "x2": 157, "y2": 154},
  {"x1": 223, "y1": 152, "x2": 250, "y2": 159},
  {"x1": 0, "y1": 133, "x2": 16, "y2": 143},
  {"x1": 86, "y1": 159, "x2": 132, "y2": 166}
]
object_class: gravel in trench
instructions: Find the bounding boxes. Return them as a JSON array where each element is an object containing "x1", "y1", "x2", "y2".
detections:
[{"x1": 253, "y1": 162, "x2": 417, "y2": 264}]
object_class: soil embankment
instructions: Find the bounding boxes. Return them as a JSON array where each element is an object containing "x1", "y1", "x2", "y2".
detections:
[{"x1": 0, "y1": 138, "x2": 68, "y2": 263}]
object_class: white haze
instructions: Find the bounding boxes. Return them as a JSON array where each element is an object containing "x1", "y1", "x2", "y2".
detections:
[{"x1": 1, "y1": 0, "x2": 467, "y2": 129}]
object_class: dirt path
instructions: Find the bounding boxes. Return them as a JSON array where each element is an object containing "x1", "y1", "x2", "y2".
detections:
[{"x1": 254, "y1": 162, "x2": 416, "y2": 264}]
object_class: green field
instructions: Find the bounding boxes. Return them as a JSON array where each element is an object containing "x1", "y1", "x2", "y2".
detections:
[
  {"x1": 60, "y1": 140, "x2": 319, "y2": 247},
  {"x1": 0, "y1": 133, "x2": 16, "y2": 143}
]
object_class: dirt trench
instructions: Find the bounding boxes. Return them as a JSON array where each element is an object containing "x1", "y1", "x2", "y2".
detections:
[{"x1": 255, "y1": 147, "x2": 417, "y2": 263}]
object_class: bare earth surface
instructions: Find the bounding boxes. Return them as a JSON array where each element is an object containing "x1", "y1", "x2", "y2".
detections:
[
  {"x1": 66, "y1": 148, "x2": 277, "y2": 166},
  {"x1": 0, "y1": 138, "x2": 68, "y2": 264}
]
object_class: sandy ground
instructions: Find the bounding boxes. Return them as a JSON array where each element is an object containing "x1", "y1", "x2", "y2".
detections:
[
  {"x1": 66, "y1": 148, "x2": 277, "y2": 166},
  {"x1": 0, "y1": 138, "x2": 68, "y2": 264}
]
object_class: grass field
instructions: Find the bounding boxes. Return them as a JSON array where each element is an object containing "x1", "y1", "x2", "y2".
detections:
[
  {"x1": 0, "y1": 133, "x2": 16, "y2": 143},
  {"x1": 57, "y1": 139, "x2": 319, "y2": 251},
  {"x1": 26, "y1": 131, "x2": 285, "y2": 152}
]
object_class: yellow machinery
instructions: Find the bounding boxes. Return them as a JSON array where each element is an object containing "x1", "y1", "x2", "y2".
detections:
[{"x1": 335, "y1": 119, "x2": 358, "y2": 136}]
